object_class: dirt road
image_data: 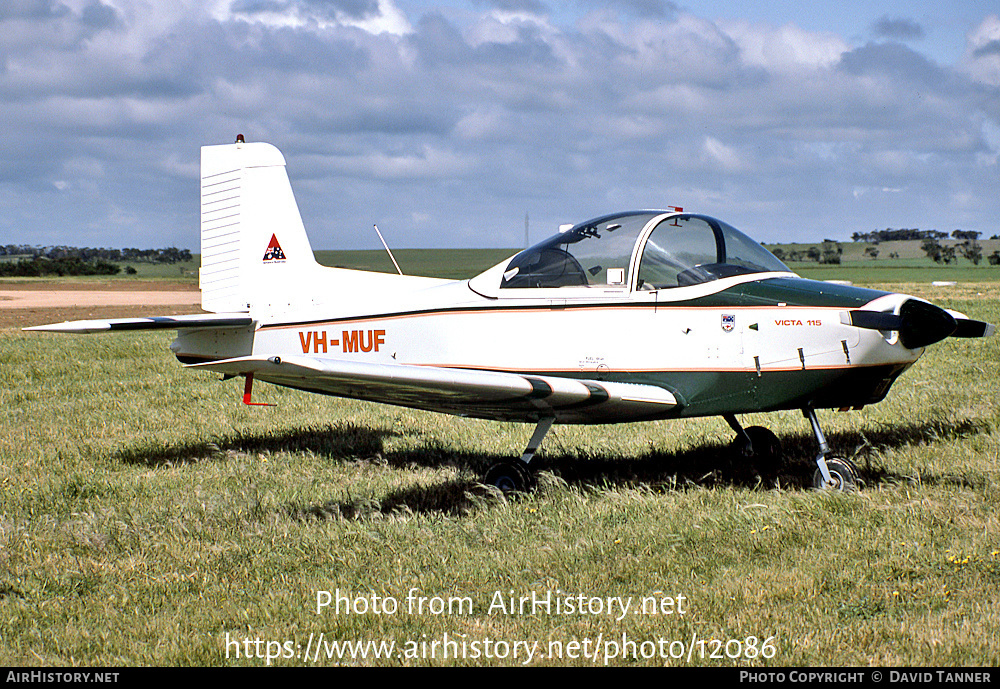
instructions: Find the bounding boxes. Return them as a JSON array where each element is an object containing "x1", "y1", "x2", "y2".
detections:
[{"x1": 0, "y1": 283, "x2": 202, "y2": 329}]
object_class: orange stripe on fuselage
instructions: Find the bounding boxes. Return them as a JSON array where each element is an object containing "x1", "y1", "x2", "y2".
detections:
[{"x1": 257, "y1": 303, "x2": 853, "y2": 332}]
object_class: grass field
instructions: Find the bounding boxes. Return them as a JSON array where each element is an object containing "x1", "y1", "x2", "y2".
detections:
[
  {"x1": 1, "y1": 266, "x2": 998, "y2": 666},
  {"x1": 315, "y1": 248, "x2": 519, "y2": 280},
  {"x1": 791, "y1": 262, "x2": 1000, "y2": 285}
]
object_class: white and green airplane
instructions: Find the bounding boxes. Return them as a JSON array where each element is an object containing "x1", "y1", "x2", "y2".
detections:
[{"x1": 28, "y1": 139, "x2": 994, "y2": 493}]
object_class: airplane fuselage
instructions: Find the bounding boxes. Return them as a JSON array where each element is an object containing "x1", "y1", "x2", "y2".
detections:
[{"x1": 173, "y1": 272, "x2": 920, "y2": 422}]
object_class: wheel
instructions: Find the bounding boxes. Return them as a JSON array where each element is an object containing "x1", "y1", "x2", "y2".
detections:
[
  {"x1": 483, "y1": 461, "x2": 535, "y2": 493},
  {"x1": 812, "y1": 457, "x2": 858, "y2": 491},
  {"x1": 731, "y1": 426, "x2": 783, "y2": 472}
]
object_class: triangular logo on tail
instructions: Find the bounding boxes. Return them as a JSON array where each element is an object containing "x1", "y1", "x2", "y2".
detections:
[{"x1": 263, "y1": 234, "x2": 286, "y2": 262}]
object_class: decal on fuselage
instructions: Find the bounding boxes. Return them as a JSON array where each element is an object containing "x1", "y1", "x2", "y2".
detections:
[
  {"x1": 774, "y1": 319, "x2": 823, "y2": 326},
  {"x1": 299, "y1": 329, "x2": 386, "y2": 354},
  {"x1": 263, "y1": 234, "x2": 286, "y2": 262}
]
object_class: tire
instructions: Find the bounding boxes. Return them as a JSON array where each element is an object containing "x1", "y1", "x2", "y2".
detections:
[
  {"x1": 732, "y1": 426, "x2": 783, "y2": 472},
  {"x1": 812, "y1": 457, "x2": 858, "y2": 491},
  {"x1": 484, "y1": 461, "x2": 535, "y2": 493}
]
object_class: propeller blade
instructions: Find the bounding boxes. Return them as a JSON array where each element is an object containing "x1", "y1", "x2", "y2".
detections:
[
  {"x1": 845, "y1": 311, "x2": 902, "y2": 331},
  {"x1": 952, "y1": 318, "x2": 995, "y2": 338}
]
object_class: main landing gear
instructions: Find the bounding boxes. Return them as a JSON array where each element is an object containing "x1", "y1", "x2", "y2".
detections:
[
  {"x1": 725, "y1": 414, "x2": 783, "y2": 474},
  {"x1": 483, "y1": 417, "x2": 554, "y2": 494}
]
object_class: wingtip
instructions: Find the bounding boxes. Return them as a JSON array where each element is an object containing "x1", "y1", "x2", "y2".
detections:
[
  {"x1": 23, "y1": 320, "x2": 112, "y2": 333},
  {"x1": 23, "y1": 314, "x2": 255, "y2": 334}
]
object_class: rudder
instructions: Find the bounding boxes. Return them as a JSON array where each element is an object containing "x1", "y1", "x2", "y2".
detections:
[{"x1": 199, "y1": 141, "x2": 320, "y2": 315}]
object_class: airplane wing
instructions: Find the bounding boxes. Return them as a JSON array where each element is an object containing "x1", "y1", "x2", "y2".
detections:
[
  {"x1": 186, "y1": 355, "x2": 679, "y2": 424},
  {"x1": 24, "y1": 314, "x2": 255, "y2": 333},
  {"x1": 25, "y1": 315, "x2": 676, "y2": 422}
]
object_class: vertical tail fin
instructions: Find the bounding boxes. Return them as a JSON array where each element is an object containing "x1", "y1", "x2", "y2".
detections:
[{"x1": 199, "y1": 141, "x2": 319, "y2": 315}]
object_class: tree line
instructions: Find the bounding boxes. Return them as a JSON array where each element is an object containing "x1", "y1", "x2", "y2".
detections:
[
  {"x1": 920, "y1": 237, "x2": 1000, "y2": 266},
  {"x1": 771, "y1": 241, "x2": 845, "y2": 264},
  {"x1": 0, "y1": 257, "x2": 122, "y2": 277},
  {"x1": 771, "y1": 237, "x2": 1000, "y2": 266},
  {"x1": 850, "y1": 228, "x2": 1000, "y2": 265},
  {"x1": 0, "y1": 245, "x2": 193, "y2": 277},
  {"x1": 1, "y1": 245, "x2": 192, "y2": 263},
  {"x1": 851, "y1": 229, "x2": 998, "y2": 243}
]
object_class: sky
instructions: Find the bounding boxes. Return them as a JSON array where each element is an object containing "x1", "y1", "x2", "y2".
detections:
[{"x1": 1, "y1": 1, "x2": 998, "y2": 252}]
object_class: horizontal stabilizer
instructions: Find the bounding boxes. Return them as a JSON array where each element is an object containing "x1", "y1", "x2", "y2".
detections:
[
  {"x1": 187, "y1": 355, "x2": 678, "y2": 423},
  {"x1": 24, "y1": 314, "x2": 254, "y2": 334}
]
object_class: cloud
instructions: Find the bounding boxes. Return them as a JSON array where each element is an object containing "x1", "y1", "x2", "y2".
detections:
[
  {"x1": 871, "y1": 16, "x2": 924, "y2": 41},
  {"x1": 475, "y1": 0, "x2": 549, "y2": 16},
  {"x1": 0, "y1": 3, "x2": 998, "y2": 250},
  {"x1": 80, "y1": 1, "x2": 122, "y2": 31},
  {"x1": 333, "y1": 144, "x2": 474, "y2": 179},
  {"x1": 973, "y1": 40, "x2": 1000, "y2": 59},
  {"x1": 837, "y1": 41, "x2": 943, "y2": 86},
  {"x1": 0, "y1": 0, "x2": 71, "y2": 22},
  {"x1": 577, "y1": 0, "x2": 677, "y2": 20},
  {"x1": 702, "y1": 137, "x2": 745, "y2": 172},
  {"x1": 229, "y1": 0, "x2": 412, "y2": 34},
  {"x1": 723, "y1": 20, "x2": 848, "y2": 72},
  {"x1": 963, "y1": 15, "x2": 1000, "y2": 86}
]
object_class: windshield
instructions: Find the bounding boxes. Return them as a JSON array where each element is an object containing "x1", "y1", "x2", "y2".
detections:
[
  {"x1": 496, "y1": 211, "x2": 789, "y2": 291},
  {"x1": 501, "y1": 212, "x2": 660, "y2": 289},
  {"x1": 636, "y1": 215, "x2": 789, "y2": 289}
]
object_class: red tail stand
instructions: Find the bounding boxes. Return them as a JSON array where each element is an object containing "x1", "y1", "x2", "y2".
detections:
[{"x1": 242, "y1": 373, "x2": 276, "y2": 407}]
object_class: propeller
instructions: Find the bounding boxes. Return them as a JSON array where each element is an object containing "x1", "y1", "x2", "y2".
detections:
[{"x1": 845, "y1": 299, "x2": 994, "y2": 349}]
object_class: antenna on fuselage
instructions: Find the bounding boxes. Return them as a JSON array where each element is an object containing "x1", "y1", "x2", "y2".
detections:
[{"x1": 373, "y1": 224, "x2": 404, "y2": 276}]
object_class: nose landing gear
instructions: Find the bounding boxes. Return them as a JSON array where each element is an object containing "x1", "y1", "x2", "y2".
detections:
[
  {"x1": 725, "y1": 410, "x2": 859, "y2": 491},
  {"x1": 804, "y1": 408, "x2": 858, "y2": 491}
]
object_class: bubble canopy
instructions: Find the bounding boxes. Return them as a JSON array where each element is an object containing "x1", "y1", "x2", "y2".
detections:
[{"x1": 493, "y1": 211, "x2": 791, "y2": 292}]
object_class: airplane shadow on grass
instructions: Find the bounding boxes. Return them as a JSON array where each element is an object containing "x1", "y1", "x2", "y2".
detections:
[
  {"x1": 116, "y1": 416, "x2": 993, "y2": 519},
  {"x1": 116, "y1": 422, "x2": 399, "y2": 467}
]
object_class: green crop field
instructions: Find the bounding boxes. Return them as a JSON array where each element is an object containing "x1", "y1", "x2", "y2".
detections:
[
  {"x1": 1, "y1": 261, "x2": 998, "y2": 666},
  {"x1": 6, "y1": 241, "x2": 1000, "y2": 286},
  {"x1": 314, "y1": 248, "x2": 518, "y2": 280}
]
